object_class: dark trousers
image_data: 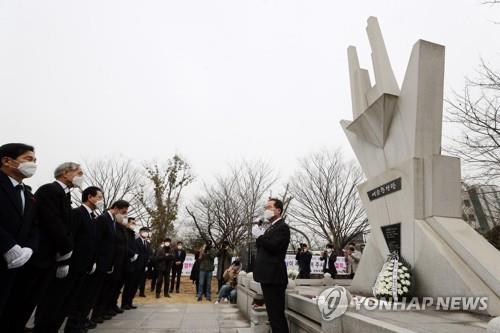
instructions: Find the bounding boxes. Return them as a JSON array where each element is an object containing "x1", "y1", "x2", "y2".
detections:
[
  {"x1": 150, "y1": 268, "x2": 157, "y2": 291},
  {"x1": 93, "y1": 274, "x2": 118, "y2": 318},
  {"x1": 0, "y1": 264, "x2": 53, "y2": 333},
  {"x1": 155, "y1": 269, "x2": 171, "y2": 295},
  {"x1": 123, "y1": 269, "x2": 141, "y2": 306},
  {"x1": 65, "y1": 271, "x2": 105, "y2": 332},
  {"x1": 111, "y1": 277, "x2": 125, "y2": 309},
  {"x1": 0, "y1": 267, "x2": 16, "y2": 316},
  {"x1": 170, "y1": 265, "x2": 182, "y2": 292},
  {"x1": 33, "y1": 270, "x2": 85, "y2": 333},
  {"x1": 138, "y1": 269, "x2": 147, "y2": 295},
  {"x1": 261, "y1": 283, "x2": 289, "y2": 333}
]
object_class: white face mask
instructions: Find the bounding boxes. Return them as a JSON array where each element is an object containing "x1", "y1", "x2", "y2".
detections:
[
  {"x1": 18, "y1": 161, "x2": 37, "y2": 178},
  {"x1": 263, "y1": 209, "x2": 274, "y2": 221},
  {"x1": 71, "y1": 175, "x2": 85, "y2": 189},
  {"x1": 327, "y1": 249, "x2": 332, "y2": 254},
  {"x1": 177, "y1": 245, "x2": 182, "y2": 250},
  {"x1": 95, "y1": 200, "x2": 104, "y2": 211},
  {"x1": 165, "y1": 242, "x2": 170, "y2": 247},
  {"x1": 115, "y1": 213, "x2": 124, "y2": 224}
]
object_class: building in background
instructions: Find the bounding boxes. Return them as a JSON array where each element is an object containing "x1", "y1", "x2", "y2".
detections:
[{"x1": 461, "y1": 182, "x2": 500, "y2": 234}]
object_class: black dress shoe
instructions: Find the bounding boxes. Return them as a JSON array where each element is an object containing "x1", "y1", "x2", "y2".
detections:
[
  {"x1": 113, "y1": 305, "x2": 124, "y2": 313},
  {"x1": 90, "y1": 317, "x2": 103, "y2": 324},
  {"x1": 164, "y1": 293, "x2": 171, "y2": 298},
  {"x1": 102, "y1": 314, "x2": 112, "y2": 320},
  {"x1": 122, "y1": 304, "x2": 132, "y2": 310},
  {"x1": 176, "y1": 289, "x2": 180, "y2": 293},
  {"x1": 129, "y1": 304, "x2": 138, "y2": 309},
  {"x1": 24, "y1": 327, "x2": 34, "y2": 332},
  {"x1": 106, "y1": 310, "x2": 117, "y2": 317},
  {"x1": 155, "y1": 294, "x2": 160, "y2": 299},
  {"x1": 84, "y1": 319, "x2": 97, "y2": 329},
  {"x1": 139, "y1": 293, "x2": 146, "y2": 297}
]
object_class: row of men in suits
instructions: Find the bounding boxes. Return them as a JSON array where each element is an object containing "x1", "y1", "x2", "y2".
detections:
[{"x1": 0, "y1": 143, "x2": 151, "y2": 333}]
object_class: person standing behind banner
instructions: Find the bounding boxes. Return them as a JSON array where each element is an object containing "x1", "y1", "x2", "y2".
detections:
[
  {"x1": 197, "y1": 240, "x2": 216, "y2": 302},
  {"x1": 253, "y1": 198, "x2": 290, "y2": 333},
  {"x1": 0, "y1": 144, "x2": 38, "y2": 317},
  {"x1": 296, "y1": 243, "x2": 312, "y2": 279},
  {"x1": 63, "y1": 186, "x2": 104, "y2": 333},
  {"x1": 170, "y1": 241, "x2": 186, "y2": 294},
  {"x1": 4, "y1": 162, "x2": 82, "y2": 333},
  {"x1": 215, "y1": 240, "x2": 232, "y2": 291},
  {"x1": 320, "y1": 244, "x2": 337, "y2": 278},
  {"x1": 154, "y1": 238, "x2": 174, "y2": 298},
  {"x1": 190, "y1": 250, "x2": 201, "y2": 295},
  {"x1": 346, "y1": 245, "x2": 361, "y2": 279}
]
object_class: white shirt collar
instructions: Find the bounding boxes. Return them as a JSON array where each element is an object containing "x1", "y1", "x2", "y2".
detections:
[
  {"x1": 55, "y1": 180, "x2": 70, "y2": 193},
  {"x1": 271, "y1": 217, "x2": 282, "y2": 226},
  {"x1": 82, "y1": 203, "x2": 94, "y2": 214},
  {"x1": 108, "y1": 211, "x2": 115, "y2": 221},
  {"x1": 8, "y1": 176, "x2": 21, "y2": 187}
]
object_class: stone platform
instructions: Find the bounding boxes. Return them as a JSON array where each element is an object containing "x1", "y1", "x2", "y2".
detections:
[{"x1": 87, "y1": 303, "x2": 250, "y2": 333}]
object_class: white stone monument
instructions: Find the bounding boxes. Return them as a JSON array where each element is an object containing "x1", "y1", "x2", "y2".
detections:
[{"x1": 342, "y1": 17, "x2": 500, "y2": 316}]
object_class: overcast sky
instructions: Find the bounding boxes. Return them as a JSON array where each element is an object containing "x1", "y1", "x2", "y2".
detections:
[{"x1": 1, "y1": 0, "x2": 500, "y2": 203}]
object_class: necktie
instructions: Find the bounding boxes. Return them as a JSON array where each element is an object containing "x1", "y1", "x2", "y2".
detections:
[
  {"x1": 66, "y1": 192, "x2": 72, "y2": 204},
  {"x1": 15, "y1": 184, "x2": 25, "y2": 214},
  {"x1": 90, "y1": 211, "x2": 96, "y2": 219}
]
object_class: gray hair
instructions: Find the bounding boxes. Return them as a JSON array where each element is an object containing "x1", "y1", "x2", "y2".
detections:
[{"x1": 54, "y1": 162, "x2": 81, "y2": 178}]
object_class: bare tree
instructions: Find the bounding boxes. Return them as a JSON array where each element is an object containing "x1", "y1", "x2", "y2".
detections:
[
  {"x1": 288, "y1": 150, "x2": 368, "y2": 251},
  {"x1": 76, "y1": 157, "x2": 149, "y2": 225},
  {"x1": 137, "y1": 155, "x2": 194, "y2": 247},
  {"x1": 447, "y1": 60, "x2": 500, "y2": 183},
  {"x1": 186, "y1": 160, "x2": 276, "y2": 254}
]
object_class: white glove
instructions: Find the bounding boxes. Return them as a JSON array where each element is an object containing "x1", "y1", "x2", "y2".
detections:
[
  {"x1": 56, "y1": 250, "x2": 73, "y2": 262},
  {"x1": 144, "y1": 267, "x2": 148, "y2": 272},
  {"x1": 88, "y1": 263, "x2": 96, "y2": 275},
  {"x1": 107, "y1": 266, "x2": 114, "y2": 274},
  {"x1": 4, "y1": 245, "x2": 33, "y2": 269},
  {"x1": 252, "y1": 225, "x2": 265, "y2": 238},
  {"x1": 130, "y1": 254, "x2": 138, "y2": 262},
  {"x1": 56, "y1": 265, "x2": 69, "y2": 279}
]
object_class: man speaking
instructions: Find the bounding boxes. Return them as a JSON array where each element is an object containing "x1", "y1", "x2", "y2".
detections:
[{"x1": 252, "y1": 198, "x2": 290, "y2": 333}]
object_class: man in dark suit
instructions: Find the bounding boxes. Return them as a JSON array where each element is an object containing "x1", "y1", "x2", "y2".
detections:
[
  {"x1": 320, "y1": 244, "x2": 337, "y2": 278},
  {"x1": 122, "y1": 226, "x2": 150, "y2": 306},
  {"x1": 296, "y1": 243, "x2": 312, "y2": 279},
  {"x1": 32, "y1": 163, "x2": 86, "y2": 333},
  {"x1": 90, "y1": 200, "x2": 130, "y2": 324},
  {"x1": 137, "y1": 228, "x2": 151, "y2": 297},
  {"x1": 3, "y1": 162, "x2": 82, "y2": 333},
  {"x1": 253, "y1": 198, "x2": 290, "y2": 333},
  {"x1": 105, "y1": 216, "x2": 136, "y2": 315},
  {"x1": 154, "y1": 238, "x2": 174, "y2": 298},
  {"x1": 61, "y1": 186, "x2": 103, "y2": 333},
  {"x1": 0, "y1": 143, "x2": 38, "y2": 318},
  {"x1": 170, "y1": 241, "x2": 186, "y2": 293}
]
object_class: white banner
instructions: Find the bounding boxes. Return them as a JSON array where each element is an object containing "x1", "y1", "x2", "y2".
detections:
[
  {"x1": 285, "y1": 254, "x2": 348, "y2": 275},
  {"x1": 181, "y1": 254, "x2": 348, "y2": 276}
]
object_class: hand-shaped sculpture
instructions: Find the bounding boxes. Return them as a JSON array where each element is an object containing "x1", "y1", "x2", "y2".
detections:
[{"x1": 341, "y1": 17, "x2": 445, "y2": 179}]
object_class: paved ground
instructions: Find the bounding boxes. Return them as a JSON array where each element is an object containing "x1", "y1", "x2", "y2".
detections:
[{"x1": 91, "y1": 303, "x2": 250, "y2": 333}]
